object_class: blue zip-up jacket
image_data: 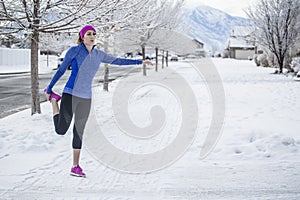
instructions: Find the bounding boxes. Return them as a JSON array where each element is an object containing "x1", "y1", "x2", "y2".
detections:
[{"x1": 46, "y1": 44, "x2": 142, "y2": 99}]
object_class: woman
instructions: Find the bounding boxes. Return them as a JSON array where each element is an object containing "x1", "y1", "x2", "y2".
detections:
[{"x1": 44, "y1": 25, "x2": 152, "y2": 177}]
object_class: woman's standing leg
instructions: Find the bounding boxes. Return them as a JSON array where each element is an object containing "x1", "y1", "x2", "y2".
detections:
[{"x1": 72, "y1": 97, "x2": 91, "y2": 166}]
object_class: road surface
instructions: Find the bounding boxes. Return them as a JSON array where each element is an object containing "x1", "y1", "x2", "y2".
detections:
[{"x1": 0, "y1": 66, "x2": 142, "y2": 118}]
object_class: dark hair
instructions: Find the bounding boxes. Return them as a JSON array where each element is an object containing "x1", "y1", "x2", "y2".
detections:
[{"x1": 77, "y1": 33, "x2": 83, "y2": 45}]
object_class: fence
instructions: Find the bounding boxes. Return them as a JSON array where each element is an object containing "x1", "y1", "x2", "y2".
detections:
[{"x1": 0, "y1": 48, "x2": 30, "y2": 73}]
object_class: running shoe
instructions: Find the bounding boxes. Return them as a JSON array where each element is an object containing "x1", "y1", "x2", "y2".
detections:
[
  {"x1": 70, "y1": 165, "x2": 86, "y2": 178},
  {"x1": 43, "y1": 88, "x2": 61, "y2": 102}
]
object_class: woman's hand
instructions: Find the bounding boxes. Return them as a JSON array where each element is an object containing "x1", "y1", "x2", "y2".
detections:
[
  {"x1": 142, "y1": 60, "x2": 153, "y2": 65},
  {"x1": 44, "y1": 88, "x2": 51, "y2": 101},
  {"x1": 45, "y1": 93, "x2": 51, "y2": 101}
]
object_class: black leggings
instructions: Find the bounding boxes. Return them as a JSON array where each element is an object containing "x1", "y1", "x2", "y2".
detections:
[{"x1": 53, "y1": 93, "x2": 91, "y2": 149}]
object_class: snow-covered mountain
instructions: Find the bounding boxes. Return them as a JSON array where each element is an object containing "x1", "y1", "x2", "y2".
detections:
[{"x1": 178, "y1": 5, "x2": 251, "y2": 53}]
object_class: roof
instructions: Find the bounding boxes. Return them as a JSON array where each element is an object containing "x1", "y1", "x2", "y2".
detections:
[
  {"x1": 231, "y1": 26, "x2": 254, "y2": 37},
  {"x1": 228, "y1": 37, "x2": 255, "y2": 48},
  {"x1": 193, "y1": 39, "x2": 204, "y2": 46}
]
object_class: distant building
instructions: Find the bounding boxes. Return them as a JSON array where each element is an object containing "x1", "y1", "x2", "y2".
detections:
[
  {"x1": 225, "y1": 26, "x2": 255, "y2": 60},
  {"x1": 290, "y1": 14, "x2": 300, "y2": 57},
  {"x1": 193, "y1": 39, "x2": 206, "y2": 57}
]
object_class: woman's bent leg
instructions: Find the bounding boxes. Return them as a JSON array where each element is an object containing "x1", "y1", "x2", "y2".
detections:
[
  {"x1": 53, "y1": 93, "x2": 73, "y2": 135},
  {"x1": 51, "y1": 99, "x2": 59, "y2": 116}
]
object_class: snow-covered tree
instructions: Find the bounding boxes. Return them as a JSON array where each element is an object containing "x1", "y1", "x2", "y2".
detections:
[
  {"x1": 115, "y1": 0, "x2": 184, "y2": 75},
  {"x1": 290, "y1": 57, "x2": 300, "y2": 78},
  {"x1": 149, "y1": 0, "x2": 185, "y2": 70},
  {"x1": 90, "y1": 0, "x2": 147, "y2": 91},
  {"x1": 246, "y1": 0, "x2": 300, "y2": 73},
  {"x1": 0, "y1": 0, "x2": 116, "y2": 115}
]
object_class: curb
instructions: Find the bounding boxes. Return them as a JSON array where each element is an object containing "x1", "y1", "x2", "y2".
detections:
[{"x1": 0, "y1": 71, "x2": 29, "y2": 75}]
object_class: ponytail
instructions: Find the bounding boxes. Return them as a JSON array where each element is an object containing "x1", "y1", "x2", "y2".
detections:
[{"x1": 77, "y1": 33, "x2": 83, "y2": 45}]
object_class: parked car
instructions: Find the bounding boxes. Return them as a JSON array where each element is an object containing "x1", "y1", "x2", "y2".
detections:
[
  {"x1": 57, "y1": 50, "x2": 71, "y2": 70},
  {"x1": 170, "y1": 55, "x2": 178, "y2": 61},
  {"x1": 185, "y1": 54, "x2": 197, "y2": 59},
  {"x1": 134, "y1": 54, "x2": 152, "y2": 60}
]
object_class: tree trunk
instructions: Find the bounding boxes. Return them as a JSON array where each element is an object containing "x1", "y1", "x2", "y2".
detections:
[
  {"x1": 46, "y1": 51, "x2": 49, "y2": 68},
  {"x1": 103, "y1": 34, "x2": 109, "y2": 91},
  {"x1": 166, "y1": 51, "x2": 168, "y2": 67},
  {"x1": 162, "y1": 50, "x2": 164, "y2": 69},
  {"x1": 31, "y1": 30, "x2": 41, "y2": 115},
  {"x1": 155, "y1": 47, "x2": 158, "y2": 72},
  {"x1": 103, "y1": 64, "x2": 109, "y2": 91},
  {"x1": 278, "y1": 59, "x2": 284, "y2": 73},
  {"x1": 275, "y1": 53, "x2": 284, "y2": 73},
  {"x1": 142, "y1": 45, "x2": 146, "y2": 76}
]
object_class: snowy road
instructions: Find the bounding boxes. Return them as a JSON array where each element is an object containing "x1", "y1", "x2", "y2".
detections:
[
  {"x1": 0, "y1": 72, "x2": 69, "y2": 118},
  {"x1": 0, "y1": 64, "x2": 141, "y2": 118},
  {"x1": 0, "y1": 58, "x2": 299, "y2": 199}
]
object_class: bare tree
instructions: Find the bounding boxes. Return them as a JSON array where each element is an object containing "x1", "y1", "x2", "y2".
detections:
[
  {"x1": 130, "y1": 0, "x2": 169, "y2": 76},
  {"x1": 0, "y1": 0, "x2": 108, "y2": 115},
  {"x1": 149, "y1": 29, "x2": 198, "y2": 58},
  {"x1": 246, "y1": 0, "x2": 300, "y2": 73},
  {"x1": 115, "y1": 0, "x2": 184, "y2": 75},
  {"x1": 92, "y1": 0, "x2": 147, "y2": 91},
  {"x1": 148, "y1": 0, "x2": 186, "y2": 70}
]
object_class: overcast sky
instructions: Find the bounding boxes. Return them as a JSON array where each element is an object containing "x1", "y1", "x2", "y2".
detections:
[{"x1": 185, "y1": 0, "x2": 259, "y2": 18}]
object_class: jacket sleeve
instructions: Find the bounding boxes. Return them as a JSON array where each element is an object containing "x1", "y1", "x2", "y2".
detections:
[
  {"x1": 46, "y1": 47, "x2": 77, "y2": 94},
  {"x1": 99, "y1": 50, "x2": 142, "y2": 65}
]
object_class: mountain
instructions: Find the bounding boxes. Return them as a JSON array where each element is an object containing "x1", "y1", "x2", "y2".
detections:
[{"x1": 178, "y1": 5, "x2": 251, "y2": 53}]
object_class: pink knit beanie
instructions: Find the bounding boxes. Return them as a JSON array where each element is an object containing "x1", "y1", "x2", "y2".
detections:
[{"x1": 79, "y1": 25, "x2": 96, "y2": 39}]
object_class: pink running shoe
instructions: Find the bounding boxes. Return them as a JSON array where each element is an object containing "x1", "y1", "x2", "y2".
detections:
[
  {"x1": 70, "y1": 165, "x2": 86, "y2": 177},
  {"x1": 43, "y1": 88, "x2": 61, "y2": 102}
]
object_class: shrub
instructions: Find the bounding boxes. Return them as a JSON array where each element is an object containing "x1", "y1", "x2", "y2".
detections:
[
  {"x1": 253, "y1": 54, "x2": 260, "y2": 66},
  {"x1": 290, "y1": 57, "x2": 300, "y2": 76},
  {"x1": 258, "y1": 54, "x2": 269, "y2": 67}
]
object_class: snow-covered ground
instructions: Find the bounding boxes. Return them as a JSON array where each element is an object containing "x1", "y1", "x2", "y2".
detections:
[{"x1": 0, "y1": 58, "x2": 299, "y2": 199}]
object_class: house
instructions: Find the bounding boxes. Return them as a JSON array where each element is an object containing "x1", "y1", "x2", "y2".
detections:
[
  {"x1": 290, "y1": 14, "x2": 300, "y2": 57},
  {"x1": 226, "y1": 26, "x2": 255, "y2": 60},
  {"x1": 192, "y1": 39, "x2": 206, "y2": 57}
]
